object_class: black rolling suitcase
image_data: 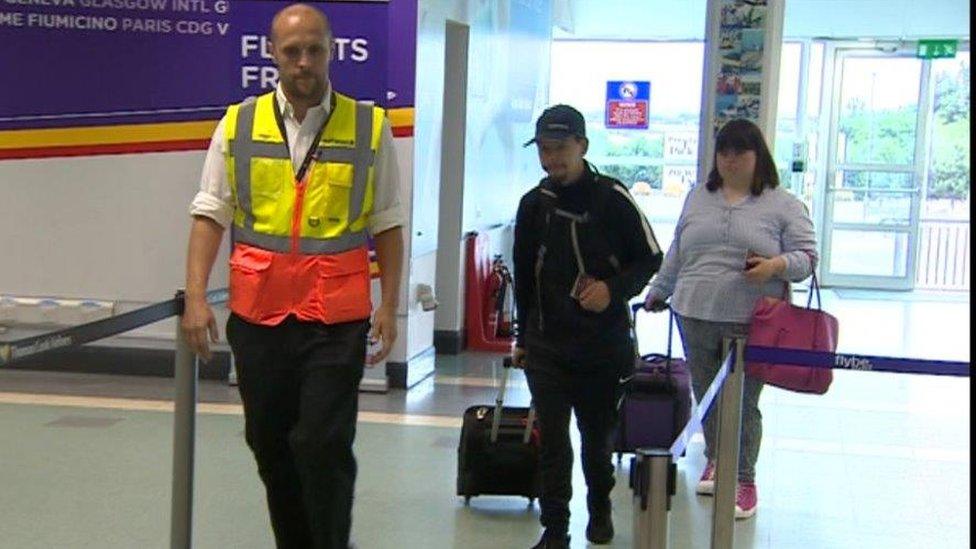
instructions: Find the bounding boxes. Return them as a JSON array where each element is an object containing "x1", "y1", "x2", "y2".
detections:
[{"x1": 456, "y1": 357, "x2": 541, "y2": 505}]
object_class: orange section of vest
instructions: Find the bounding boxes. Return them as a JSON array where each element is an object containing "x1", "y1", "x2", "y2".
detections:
[{"x1": 229, "y1": 242, "x2": 372, "y2": 326}]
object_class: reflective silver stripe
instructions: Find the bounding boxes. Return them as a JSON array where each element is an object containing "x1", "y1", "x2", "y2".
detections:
[
  {"x1": 348, "y1": 102, "x2": 376, "y2": 224},
  {"x1": 230, "y1": 141, "x2": 292, "y2": 161},
  {"x1": 232, "y1": 101, "x2": 259, "y2": 231},
  {"x1": 316, "y1": 146, "x2": 357, "y2": 163},
  {"x1": 233, "y1": 225, "x2": 368, "y2": 255},
  {"x1": 299, "y1": 231, "x2": 368, "y2": 254},
  {"x1": 232, "y1": 225, "x2": 288, "y2": 252}
]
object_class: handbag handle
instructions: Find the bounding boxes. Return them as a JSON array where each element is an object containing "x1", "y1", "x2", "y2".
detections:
[
  {"x1": 801, "y1": 250, "x2": 822, "y2": 310},
  {"x1": 778, "y1": 251, "x2": 822, "y2": 310},
  {"x1": 806, "y1": 272, "x2": 823, "y2": 310}
]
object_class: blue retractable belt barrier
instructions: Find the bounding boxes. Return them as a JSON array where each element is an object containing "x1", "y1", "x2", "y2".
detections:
[
  {"x1": 0, "y1": 288, "x2": 228, "y2": 367},
  {"x1": 667, "y1": 347, "x2": 733, "y2": 461},
  {"x1": 663, "y1": 344, "x2": 969, "y2": 462},
  {"x1": 744, "y1": 345, "x2": 969, "y2": 377}
]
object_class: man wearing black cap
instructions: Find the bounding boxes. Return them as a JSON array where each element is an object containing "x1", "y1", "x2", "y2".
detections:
[{"x1": 512, "y1": 104, "x2": 663, "y2": 548}]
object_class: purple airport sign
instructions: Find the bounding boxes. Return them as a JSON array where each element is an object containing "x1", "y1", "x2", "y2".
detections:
[{"x1": 0, "y1": 0, "x2": 416, "y2": 131}]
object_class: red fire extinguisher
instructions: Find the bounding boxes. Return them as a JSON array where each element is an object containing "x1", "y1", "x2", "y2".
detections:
[
  {"x1": 489, "y1": 255, "x2": 515, "y2": 338},
  {"x1": 485, "y1": 256, "x2": 502, "y2": 338}
]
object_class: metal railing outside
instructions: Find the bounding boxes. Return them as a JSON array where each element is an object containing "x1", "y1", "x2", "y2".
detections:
[{"x1": 916, "y1": 218, "x2": 970, "y2": 290}]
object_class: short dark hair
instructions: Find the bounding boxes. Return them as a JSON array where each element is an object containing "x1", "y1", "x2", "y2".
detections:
[{"x1": 705, "y1": 119, "x2": 779, "y2": 195}]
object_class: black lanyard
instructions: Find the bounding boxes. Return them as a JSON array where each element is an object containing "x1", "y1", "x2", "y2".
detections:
[{"x1": 272, "y1": 92, "x2": 337, "y2": 183}]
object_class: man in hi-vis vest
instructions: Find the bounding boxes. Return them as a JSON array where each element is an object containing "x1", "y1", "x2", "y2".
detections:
[{"x1": 182, "y1": 4, "x2": 404, "y2": 548}]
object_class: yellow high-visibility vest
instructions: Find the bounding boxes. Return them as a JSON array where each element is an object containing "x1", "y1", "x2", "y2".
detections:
[
  {"x1": 225, "y1": 91, "x2": 384, "y2": 251},
  {"x1": 222, "y1": 91, "x2": 385, "y2": 326}
]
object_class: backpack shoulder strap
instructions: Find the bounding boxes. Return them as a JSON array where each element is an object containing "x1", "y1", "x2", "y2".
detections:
[{"x1": 535, "y1": 182, "x2": 559, "y2": 248}]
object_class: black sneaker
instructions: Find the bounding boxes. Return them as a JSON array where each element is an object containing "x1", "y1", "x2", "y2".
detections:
[
  {"x1": 530, "y1": 531, "x2": 570, "y2": 549},
  {"x1": 586, "y1": 511, "x2": 614, "y2": 544}
]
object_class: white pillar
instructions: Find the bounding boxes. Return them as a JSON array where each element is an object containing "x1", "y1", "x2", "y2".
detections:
[{"x1": 697, "y1": 0, "x2": 787, "y2": 184}]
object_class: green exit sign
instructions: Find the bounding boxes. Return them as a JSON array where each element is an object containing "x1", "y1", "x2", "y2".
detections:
[{"x1": 917, "y1": 39, "x2": 958, "y2": 59}]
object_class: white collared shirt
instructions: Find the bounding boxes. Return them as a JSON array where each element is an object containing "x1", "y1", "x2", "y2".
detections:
[{"x1": 189, "y1": 82, "x2": 404, "y2": 235}]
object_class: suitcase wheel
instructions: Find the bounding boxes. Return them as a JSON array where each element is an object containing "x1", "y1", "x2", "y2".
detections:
[
  {"x1": 527, "y1": 497, "x2": 535, "y2": 507},
  {"x1": 464, "y1": 496, "x2": 472, "y2": 506}
]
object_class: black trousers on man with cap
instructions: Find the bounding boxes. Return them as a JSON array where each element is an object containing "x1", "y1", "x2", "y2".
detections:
[{"x1": 523, "y1": 345, "x2": 630, "y2": 541}]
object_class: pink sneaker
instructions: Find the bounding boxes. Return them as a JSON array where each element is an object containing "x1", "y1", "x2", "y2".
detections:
[
  {"x1": 696, "y1": 461, "x2": 716, "y2": 495},
  {"x1": 734, "y1": 482, "x2": 758, "y2": 519}
]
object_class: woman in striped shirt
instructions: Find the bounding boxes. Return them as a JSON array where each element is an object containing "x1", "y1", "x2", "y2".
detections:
[{"x1": 644, "y1": 119, "x2": 818, "y2": 519}]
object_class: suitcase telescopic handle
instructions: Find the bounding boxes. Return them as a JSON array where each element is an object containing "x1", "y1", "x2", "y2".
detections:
[
  {"x1": 490, "y1": 357, "x2": 535, "y2": 444},
  {"x1": 630, "y1": 301, "x2": 676, "y2": 373},
  {"x1": 490, "y1": 358, "x2": 511, "y2": 443}
]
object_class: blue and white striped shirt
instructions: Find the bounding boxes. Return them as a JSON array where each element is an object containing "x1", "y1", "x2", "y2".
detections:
[{"x1": 647, "y1": 183, "x2": 818, "y2": 323}]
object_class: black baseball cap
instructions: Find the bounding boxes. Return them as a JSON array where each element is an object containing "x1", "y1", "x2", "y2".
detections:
[{"x1": 523, "y1": 104, "x2": 586, "y2": 147}]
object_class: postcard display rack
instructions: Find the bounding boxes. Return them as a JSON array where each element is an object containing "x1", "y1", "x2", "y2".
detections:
[{"x1": 696, "y1": 0, "x2": 786, "y2": 182}]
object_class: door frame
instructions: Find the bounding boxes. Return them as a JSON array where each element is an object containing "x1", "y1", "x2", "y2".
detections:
[{"x1": 818, "y1": 41, "x2": 932, "y2": 289}]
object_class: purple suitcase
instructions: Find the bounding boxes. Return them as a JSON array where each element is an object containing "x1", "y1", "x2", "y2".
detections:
[{"x1": 614, "y1": 304, "x2": 693, "y2": 462}]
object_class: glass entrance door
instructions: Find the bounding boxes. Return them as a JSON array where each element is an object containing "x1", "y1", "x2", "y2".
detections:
[{"x1": 821, "y1": 48, "x2": 928, "y2": 289}]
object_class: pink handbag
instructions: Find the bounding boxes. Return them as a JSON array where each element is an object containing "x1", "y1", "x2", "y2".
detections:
[{"x1": 745, "y1": 273, "x2": 838, "y2": 394}]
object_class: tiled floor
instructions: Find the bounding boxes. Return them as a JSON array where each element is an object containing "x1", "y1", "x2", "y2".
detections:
[{"x1": 0, "y1": 289, "x2": 969, "y2": 548}]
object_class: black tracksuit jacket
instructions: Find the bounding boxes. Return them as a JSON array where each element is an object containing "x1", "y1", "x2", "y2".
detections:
[{"x1": 513, "y1": 163, "x2": 664, "y2": 365}]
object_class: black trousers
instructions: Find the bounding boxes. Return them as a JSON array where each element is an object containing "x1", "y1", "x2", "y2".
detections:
[
  {"x1": 523, "y1": 345, "x2": 630, "y2": 535},
  {"x1": 227, "y1": 313, "x2": 369, "y2": 549}
]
